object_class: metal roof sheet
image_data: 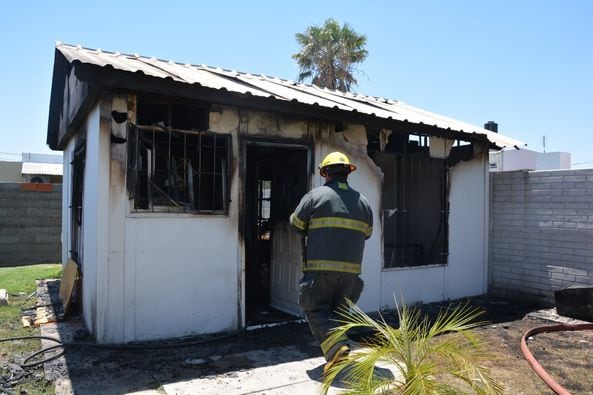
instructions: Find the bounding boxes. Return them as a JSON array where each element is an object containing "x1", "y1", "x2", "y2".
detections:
[{"x1": 55, "y1": 43, "x2": 523, "y2": 149}]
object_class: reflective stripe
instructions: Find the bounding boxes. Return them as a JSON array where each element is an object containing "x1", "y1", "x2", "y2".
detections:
[
  {"x1": 309, "y1": 217, "x2": 372, "y2": 237},
  {"x1": 303, "y1": 260, "x2": 361, "y2": 274},
  {"x1": 321, "y1": 334, "x2": 349, "y2": 356},
  {"x1": 290, "y1": 213, "x2": 307, "y2": 231}
]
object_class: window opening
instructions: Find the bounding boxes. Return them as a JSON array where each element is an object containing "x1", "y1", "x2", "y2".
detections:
[
  {"x1": 70, "y1": 136, "x2": 85, "y2": 263},
  {"x1": 127, "y1": 98, "x2": 230, "y2": 214},
  {"x1": 257, "y1": 176, "x2": 272, "y2": 241},
  {"x1": 370, "y1": 131, "x2": 451, "y2": 268},
  {"x1": 381, "y1": 151, "x2": 448, "y2": 268}
]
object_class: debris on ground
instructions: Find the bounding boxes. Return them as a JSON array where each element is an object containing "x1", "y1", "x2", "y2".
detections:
[
  {"x1": 21, "y1": 280, "x2": 64, "y2": 327},
  {"x1": 12, "y1": 279, "x2": 591, "y2": 394}
]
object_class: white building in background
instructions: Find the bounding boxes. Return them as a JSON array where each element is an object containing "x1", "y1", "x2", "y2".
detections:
[
  {"x1": 21, "y1": 153, "x2": 63, "y2": 183},
  {"x1": 489, "y1": 148, "x2": 571, "y2": 172},
  {"x1": 0, "y1": 152, "x2": 63, "y2": 183},
  {"x1": 481, "y1": 121, "x2": 571, "y2": 172}
]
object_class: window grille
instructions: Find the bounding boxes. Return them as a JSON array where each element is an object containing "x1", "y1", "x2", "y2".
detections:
[
  {"x1": 127, "y1": 124, "x2": 230, "y2": 214},
  {"x1": 382, "y1": 151, "x2": 449, "y2": 268}
]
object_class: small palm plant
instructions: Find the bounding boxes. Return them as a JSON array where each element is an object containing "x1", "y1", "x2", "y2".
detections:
[{"x1": 321, "y1": 299, "x2": 504, "y2": 394}]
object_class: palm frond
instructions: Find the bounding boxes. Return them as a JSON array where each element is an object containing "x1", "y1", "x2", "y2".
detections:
[
  {"x1": 321, "y1": 298, "x2": 503, "y2": 394},
  {"x1": 292, "y1": 18, "x2": 367, "y2": 91}
]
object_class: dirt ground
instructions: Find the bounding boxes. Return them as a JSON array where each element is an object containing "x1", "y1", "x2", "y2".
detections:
[
  {"x1": 473, "y1": 311, "x2": 593, "y2": 394},
  {"x1": 389, "y1": 297, "x2": 593, "y2": 394},
  {"x1": 10, "y1": 291, "x2": 593, "y2": 394}
]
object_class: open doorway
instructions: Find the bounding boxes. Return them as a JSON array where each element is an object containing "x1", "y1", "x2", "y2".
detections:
[{"x1": 244, "y1": 142, "x2": 309, "y2": 326}]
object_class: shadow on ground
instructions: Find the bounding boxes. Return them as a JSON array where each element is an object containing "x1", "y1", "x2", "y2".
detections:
[{"x1": 41, "y1": 292, "x2": 548, "y2": 394}]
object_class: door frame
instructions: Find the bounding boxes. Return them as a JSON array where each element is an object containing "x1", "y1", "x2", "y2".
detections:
[{"x1": 239, "y1": 136, "x2": 313, "y2": 328}]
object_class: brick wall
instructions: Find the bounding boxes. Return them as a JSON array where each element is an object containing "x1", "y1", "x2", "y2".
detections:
[
  {"x1": 489, "y1": 169, "x2": 593, "y2": 304},
  {"x1": 0, "y1": 183, "x2": 62, "y2": 267}
]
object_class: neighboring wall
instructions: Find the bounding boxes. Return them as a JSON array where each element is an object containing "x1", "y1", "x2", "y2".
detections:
[
  {"x1": 0, "y1": 161, "x2": 23, "y2": 182},
  {"x1": 0, "y1": 183, "x2": 62, "y2": 266},
  {"x1": 489, "y1": 169, "x2": 593, "y2": 304}
]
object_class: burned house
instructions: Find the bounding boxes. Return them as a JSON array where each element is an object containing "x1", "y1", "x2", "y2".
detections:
[{"x1": 47, "y1": 43, "x2": 523, "y2": 343}]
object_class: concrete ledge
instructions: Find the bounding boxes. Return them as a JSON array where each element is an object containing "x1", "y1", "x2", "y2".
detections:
[{"x1": 0, "y1": 289, "x2": 8, "y2": 306}]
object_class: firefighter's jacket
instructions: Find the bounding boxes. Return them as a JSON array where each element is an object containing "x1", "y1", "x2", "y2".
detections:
[{"x1": 289, "y1": 180, "x2": 373, "y2": 274}]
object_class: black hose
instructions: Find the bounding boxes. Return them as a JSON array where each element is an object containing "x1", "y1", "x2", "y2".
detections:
[
  {"x1": 21, "y1": 344, "x2": 65, "y2": 368},
  {"x1": 0, "y1": 336, "x2": 65, "y2": 368},
  {"x1": 0, "y1": 331, "x2": 240, "y2": 369}
]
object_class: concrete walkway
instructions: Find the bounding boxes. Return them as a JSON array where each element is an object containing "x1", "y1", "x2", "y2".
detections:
[
  {"x1": 156, "y1": 344, "x2": 399, "y2": 395},
  {"x1": 159, "y1": 344, "x2": 328, "y2": 394},
  {"x1": 43, "y1": 317, "x2": 400, "y2": 395}
]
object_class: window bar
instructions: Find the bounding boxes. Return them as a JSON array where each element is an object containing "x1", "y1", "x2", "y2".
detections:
[
  {"x1": 128, "y1": 123, "x2": 140, "y2": 204},
  {"x1": 168, "y1": 130, "x2": 172, "y2": 210},
  {"x1": 197, "y1": 132, "x2": 202, "y2": 211},
  {"x1": 441, "y1": 161, "x2": 449, "y2": 264},
  {"x1": 399, "y1": 154, "x2": 405, "y2": 266},
  {"x1": 167, "y1": 106, "x2": 172, "y2": 211},
  {"x1": 213, "y1": 134, "x2": 217, "y2": 211},
  {"x1": 196, "y1": 133, "x2": 201, "y2": 211},
  {"x1": 134, "y1": 125, "x2": 139, "y2": 204},
  {"x1": 221, "y1": 157, "x2": 227, "y2": 213},
  {"x1": 149, "y1": 129, "x2": 155, "y2": 211},
  {"x1": 225, "y1": 137, "x2": 230, "y2": 211},
  {"x1": 183, "y1": 133, "x2": 187, "y2": 210}
]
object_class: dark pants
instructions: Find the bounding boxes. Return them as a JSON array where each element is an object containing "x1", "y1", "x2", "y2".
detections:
[{"x1": 298, "y1": 271, "x2": 364, "y2": 361}]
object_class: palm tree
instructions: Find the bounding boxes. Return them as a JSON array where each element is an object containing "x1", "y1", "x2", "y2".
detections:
[
  {"x1": 292, "y1": 18, "x2": 368, "y2": 93},
  {"x1": 321, "y1": 300, "x2": 504, "y2": 394}
]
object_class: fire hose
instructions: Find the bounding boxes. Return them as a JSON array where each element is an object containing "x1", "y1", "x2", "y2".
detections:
[{"x1": 520, "y1": 323, "x2": 593, "y2": 395}]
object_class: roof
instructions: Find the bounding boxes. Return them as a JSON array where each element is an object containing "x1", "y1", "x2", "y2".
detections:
[
  {"x1": 21, "y1": 162, "x2": 63, "y2": 176},
  {"x1": 51, "y1": 43, "x2": 524, "y2": 149}
]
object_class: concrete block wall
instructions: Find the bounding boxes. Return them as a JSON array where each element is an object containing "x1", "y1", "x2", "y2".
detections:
[
  {"x1": 0, "y1": 183, "x2": 62, "y2": 266},
  {"x1": 489, "y1": 169, "x2": 593, "y2": 304}
]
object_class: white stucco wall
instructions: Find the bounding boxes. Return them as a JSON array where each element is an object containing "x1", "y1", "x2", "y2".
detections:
[
  {"x1": 446, "y1": 147, "x2": 489, "y2": 299},
  {"x1": 71, "y1": 96, "x2": 491, "y2": 342},
  {"x1": 122, "y1": 216, "x2": 240, "y2": 341},
  {"x1": 102, "y1": 101, "x2": 242, "y2": 343},
  {"x1": 379, "y1": 145, "x2": 490, "y2": 308},
  {"x1": 80, "y1": 104, "x2": 103, "y2": 334}
]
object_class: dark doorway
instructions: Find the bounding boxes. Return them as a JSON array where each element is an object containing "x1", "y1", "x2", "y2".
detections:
[{"x1": 245, "y1": 143, "x2": 308, "y2": 325}]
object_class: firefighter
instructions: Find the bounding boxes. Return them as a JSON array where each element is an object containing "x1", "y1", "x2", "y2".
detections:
[{"x1": 289, "y1": 151, "x2": 373, "y2": 375}]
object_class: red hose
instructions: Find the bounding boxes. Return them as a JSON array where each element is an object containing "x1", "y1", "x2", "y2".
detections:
[{"x1": 520, "y1": 323, "x2": 593, "y2": 395}]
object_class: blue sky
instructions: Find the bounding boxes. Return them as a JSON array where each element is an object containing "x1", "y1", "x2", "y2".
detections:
[{"x1": 2, "y1": 1, "x2": 592, "y2": 167}]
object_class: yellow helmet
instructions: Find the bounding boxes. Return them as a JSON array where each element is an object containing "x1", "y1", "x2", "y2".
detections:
[{"x1": 318, "y1": 151, "x2": 356, "y2": 175}]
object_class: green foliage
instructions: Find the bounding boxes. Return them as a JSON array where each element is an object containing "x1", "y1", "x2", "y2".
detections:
[
  {"x1": 0, "y1": 264, "x2": 62, "y2": 294},
  {"x1": 0, "y1": 264, "x2": 61, "y2": 394},
  {"x1": 321, "y1": 300, "x2": 504, "y2": 394},
  {"x1": 292, "y1": 18, "x2": 368, "y2": 92}
]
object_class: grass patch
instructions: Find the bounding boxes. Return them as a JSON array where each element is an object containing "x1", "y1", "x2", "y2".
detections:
[
  {"x1": 0, "y1": 263, "x2": 62, "y2": 394},
  {"x1": 0, "y1": 264, "x2": 63, "y2": 294}
]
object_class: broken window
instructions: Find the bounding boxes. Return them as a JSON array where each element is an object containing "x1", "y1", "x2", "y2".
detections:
[
  {"x1": 257, "y1": 178, "x2": 272, "y2": 241},
  {"x1": 127, "y1": 97, "x2": 230, "y2": 214},
  {"x1": 70, "y1": 135, "x2": 85, "y2": 263},
  {"x1": 370, "y1": 132, "x2": 454, "y2": 268}
]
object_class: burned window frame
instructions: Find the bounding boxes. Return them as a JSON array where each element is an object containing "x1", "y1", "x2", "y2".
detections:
[
  {"x1": 127, "y1": 97, "x2": 231, "y2": 215},
  {"x1": 70, "y1": 135, "x2": 86, "y2": 263},
  {"x1": 368, "y1": 131, "x2": 473, "y2": 269}
]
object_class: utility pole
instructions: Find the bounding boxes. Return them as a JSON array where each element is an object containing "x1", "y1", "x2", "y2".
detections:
[{"x1": 542, "y1": 135, "x2": 546, "y2": 153}]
